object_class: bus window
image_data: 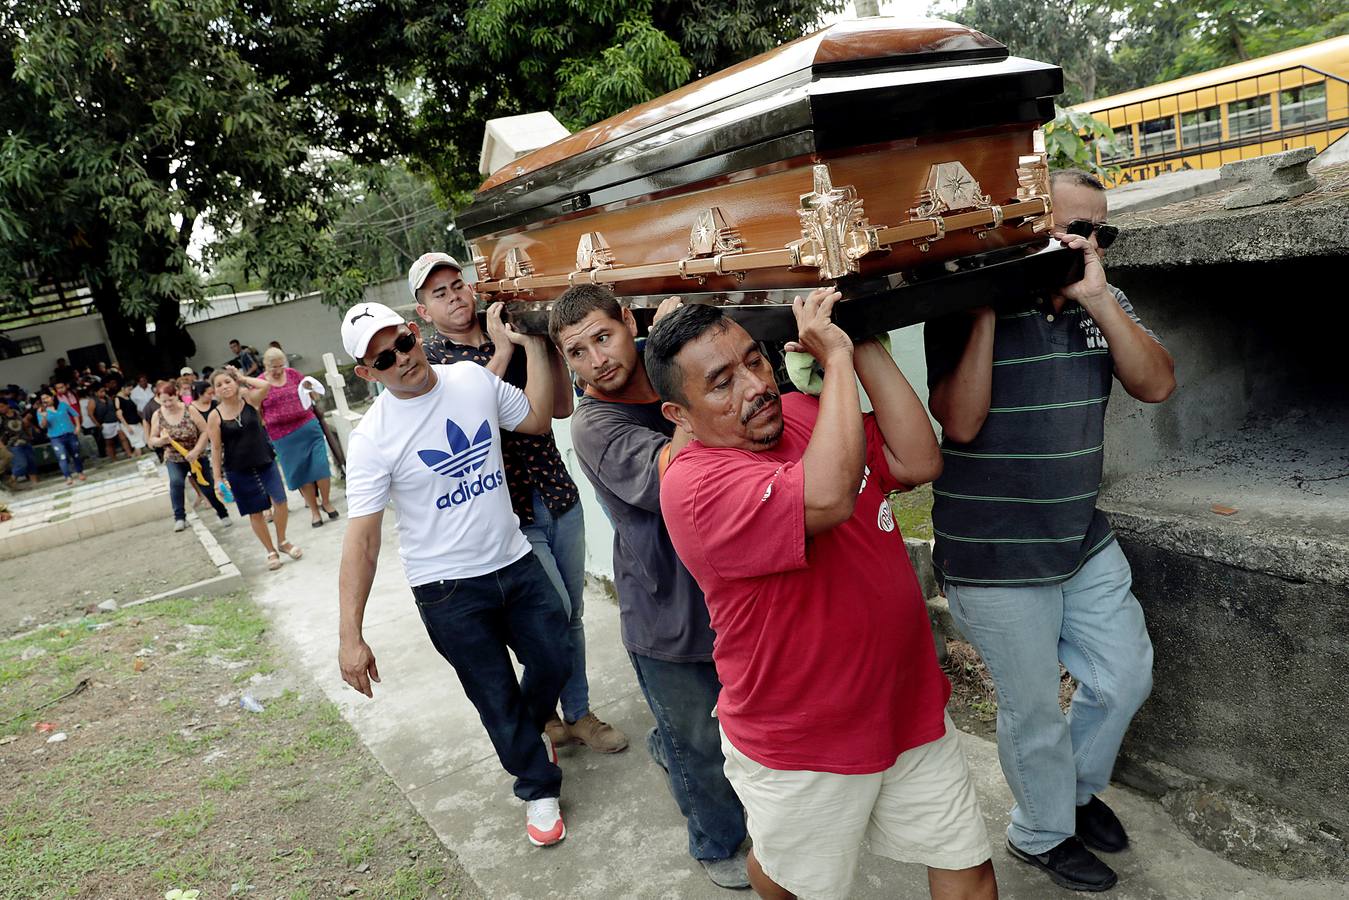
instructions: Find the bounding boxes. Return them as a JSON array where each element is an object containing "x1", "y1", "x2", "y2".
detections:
[
  {"x1": 1139, "y1": 115, "x2": 1178, "y2": 157},
  {"x1": 1181, "y1": 107, "x2": 1222, "y2": 147},
  {"x1": 1228, "y1": 95, "x2": 1273, "y2": 138},
  {"x1": 1280, "y1": 82, "x2": 1328, "y2": 128},
  {"x1": 1098, "y1": 124, "x2": 1134, "y2": 163}
]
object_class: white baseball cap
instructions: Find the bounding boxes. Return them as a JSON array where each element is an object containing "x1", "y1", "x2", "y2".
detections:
[
  {"x1": 341, "y1": 302, "x2": 407, "y2": 362},
  {"x1": 407, "y1": 251, "x2": 463, "y2": 299}
]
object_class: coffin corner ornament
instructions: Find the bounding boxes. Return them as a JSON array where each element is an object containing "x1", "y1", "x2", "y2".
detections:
[
  {"x1": 469, "y1": 243, "x2": 491, "y2": 282},
  {"x1": 688, "y1": 207, "x2": 744, "y2": 257},
  {"x1": 575, "y1": 231, "x2": 616, "y2": 272},
  {"x1": 504, "y1": 246, "x2": 534, "y2": 280},
  {"x1": 790, "y1": 164, "x2": 881, "y2": 280}
]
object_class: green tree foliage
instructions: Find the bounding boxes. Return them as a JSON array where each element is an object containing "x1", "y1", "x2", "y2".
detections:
[
  {"x1": 942, "y1": 0, "x2": 1116, "y2": 105},
  {"x1": 331, "y1": 166, "x2": 465, "y2": 285},
  {"x1": 1044, "y1": 106, "x2": 1124, "y2": 181},
  {"x1": 0, "y1": 0, "x2": 414, "y2": 376},
  {"x1": 946, "y1": 0, "x2": 1349, "y2": 103},
  {"x1": 1105, "y1": 1, "x2": 1349, "y2": 95},
  {"x1": 409, "y1": 0, "x2": 845, "y2": 205}
]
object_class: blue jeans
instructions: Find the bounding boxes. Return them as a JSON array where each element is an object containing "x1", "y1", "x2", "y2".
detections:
[
  {"x1": 521, "y1": 491, "x2": 589, "y2": 722},
  {"x1": 49, "y1": 433, "x2": 83, "y2": 478},
  {"x1": 166, "y1": 460, "x2": 229, "y2": 522},
  {"x1": 945, "y1": 539, "x2": 1154, "y2": 854},
  {"x1": 9, "y1": 444, "x2": 36, "y2": 478},
  {"x1": 629, "y1": 652, "x2": 747, "y2": 862},
  {"x1": 412, "y1": 552, "x2": 572, "y2": 801}
]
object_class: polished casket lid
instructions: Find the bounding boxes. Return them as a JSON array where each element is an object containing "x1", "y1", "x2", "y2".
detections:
[{"x1": 461, "y1": 17, "x2": 1060, "y2": 238}]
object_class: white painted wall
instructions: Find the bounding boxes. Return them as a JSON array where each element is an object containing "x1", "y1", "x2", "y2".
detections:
[
  {"x1": 183, "y1": 293, "x2": 345, "y2": 374},
  {"x1": 0, "y1": 314, "x2": 112, "y2": 392},
  {"x1": 0, "y1": 278, "x2": 410, "y2": 393},
  {"x1": 182, "y1": 278, "x2": 407, "y2": 374}
]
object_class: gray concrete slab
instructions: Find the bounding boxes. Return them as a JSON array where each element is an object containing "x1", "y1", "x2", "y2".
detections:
[
  {"x1": 217, "y1": 494, "x2": 1347, "y2": 898},
  {"x1": 1107, "y1": 170, "x2": 1223, "y2": 215}
]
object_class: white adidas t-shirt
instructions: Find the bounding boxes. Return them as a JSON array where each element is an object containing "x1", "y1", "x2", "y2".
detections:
[{"x1": 345, "y1": 363, "x2": 532, "y2": 585}]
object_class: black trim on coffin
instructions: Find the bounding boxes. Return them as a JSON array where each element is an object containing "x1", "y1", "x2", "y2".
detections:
[
  {"x1": 461, "y1": 58, "x2": 1062, "y2": 236},
  {"x1": 500, "y1": 244, "x2": 1084, "y2": 341}
]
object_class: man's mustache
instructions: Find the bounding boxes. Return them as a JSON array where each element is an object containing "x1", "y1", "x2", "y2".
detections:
[{"x1": 741, "y1": 392, "x2": 780, "y2": 425}]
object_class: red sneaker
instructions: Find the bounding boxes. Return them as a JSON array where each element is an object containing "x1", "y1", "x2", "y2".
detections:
[{"x1": 526, "y1": 797, "x2": 565, "y2": 847}]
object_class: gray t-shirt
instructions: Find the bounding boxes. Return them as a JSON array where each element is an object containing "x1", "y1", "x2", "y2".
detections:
[
  {"x1": 924, "y1": 285, "x2": 1161, "y2": 586},
  {"x1": 570, "y1": 395, "x2": 714, "y2": 662}
]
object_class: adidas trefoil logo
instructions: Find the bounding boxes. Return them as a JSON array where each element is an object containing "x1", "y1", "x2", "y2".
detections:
[{"x1": 418, "y1": 419, "x2": 493, "y2": 478}]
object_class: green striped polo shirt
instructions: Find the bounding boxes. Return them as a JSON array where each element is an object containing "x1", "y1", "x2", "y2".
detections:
[{"x1": 923, "y1": 286, "x2": 1159, "y2": 586}]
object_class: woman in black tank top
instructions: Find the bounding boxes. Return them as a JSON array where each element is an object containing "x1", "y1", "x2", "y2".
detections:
[{"x1": 207, "y1": 366, "x2": 303, "y2": 571}]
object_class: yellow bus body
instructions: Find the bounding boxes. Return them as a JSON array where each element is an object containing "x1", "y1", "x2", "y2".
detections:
[{"x1": 1072, "y1": 35, "x2": 1349, "y2": 186}]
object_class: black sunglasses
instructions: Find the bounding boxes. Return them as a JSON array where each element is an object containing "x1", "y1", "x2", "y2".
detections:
[
  {"x1": 365, "y1": 330, "x2": 418, "y2": 371},
  {"x1": 1065, "y1": 219, "x2": 1120, "y2": 249}
]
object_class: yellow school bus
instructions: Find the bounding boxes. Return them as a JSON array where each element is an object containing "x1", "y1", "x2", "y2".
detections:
[{"x1": 1073, "y1": 35, "x2": 1349, "y2": 186}]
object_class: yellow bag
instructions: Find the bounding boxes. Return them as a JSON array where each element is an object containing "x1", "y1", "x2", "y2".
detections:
[{"x1": 169, "y1": 439, "x2": 209, "y2": 486}]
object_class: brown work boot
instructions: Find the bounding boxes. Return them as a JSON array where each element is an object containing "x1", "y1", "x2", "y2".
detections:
[
  {"x1": 544, "y1": 716, "x2": 574, "y2": 748},
  {"x1": 567, "y1": 712, "x2": 629, "y2": 753}
]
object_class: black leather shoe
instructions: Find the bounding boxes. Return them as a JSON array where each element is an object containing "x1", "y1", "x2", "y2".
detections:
[
  {"x1": 1077, "y1": 795, "x2": 1130, "y2": 853},
  {"x1": 1007, "y1": 836, "x2": 1118, "y2": 892}
]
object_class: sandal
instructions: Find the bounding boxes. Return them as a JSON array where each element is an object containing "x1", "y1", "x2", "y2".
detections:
[
  {"x1": 311, "y1": 515, "x2": 324, "y2": 528},
  {"x1": 266, "y1": 551, "x2": 282, "y2": 571},
  {"x1": 279, "y1": 541, "x2": 303, "y2": 560},
  {"x1": 324, "y1": 506, "x2": 340, "y2": 520}
]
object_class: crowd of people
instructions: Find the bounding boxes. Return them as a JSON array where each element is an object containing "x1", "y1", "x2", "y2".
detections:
[
  {"x1": 1, "y1": 340, "x2": 345, "y2": 571},
  {"x1": 332, "y1": 169, "x2": 1176, "y2": 899}
]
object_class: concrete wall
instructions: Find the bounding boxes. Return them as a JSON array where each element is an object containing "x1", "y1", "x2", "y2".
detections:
[
  {"x1": 0, "y1": 277, "x2": 408, "y2": 393},
  {"x1": 1098, "y1": 217, "x2": 1349, "y2": 834},
  {"x1": 1115, "y1": 528, "x2": 1349, "y2": 828},
  {"x1": 183, "y1": 293, "x2": 345, "y2": 374},
  {"x1": 1103, "y1": 255, "x2": 1346, "y2": 487},
  {"x1": 0, "y1": 314, "x2": 112, "y2": 391},
  {"x1": 184, "y1": 278, "x2": 407, "y2": 374}
]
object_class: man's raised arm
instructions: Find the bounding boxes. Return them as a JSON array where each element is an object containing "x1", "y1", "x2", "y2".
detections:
[
  {"x1": 927, "y1": 308, "x2": 995, "y2": 444},
  {"x1": 788, "y1": 289, "x2": 866, "y2": 536},
  {"x1": 854, "y1": 339, "x2": 942, "y2": 487}
]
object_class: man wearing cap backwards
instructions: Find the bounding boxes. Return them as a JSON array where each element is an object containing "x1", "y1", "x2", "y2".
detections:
[
  {"x1": 409, "y1": 252, "x2": 627, "y2": 756},
  {"x1": 336, "y1": 300, "x2": 574, "y2": 847}
]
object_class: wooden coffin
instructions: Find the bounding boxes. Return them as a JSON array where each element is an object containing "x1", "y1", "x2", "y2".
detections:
[{"x1": 459, "y1": 17, "x2": 1079, "y2": 337}]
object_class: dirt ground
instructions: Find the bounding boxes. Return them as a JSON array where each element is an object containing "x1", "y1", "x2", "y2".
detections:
[
  {"x1": 0, "y1": 591, "x2": 480, "y2": 900},
  {"x1": 0, "y1": 518, "x2": 220, "y2": 637}
]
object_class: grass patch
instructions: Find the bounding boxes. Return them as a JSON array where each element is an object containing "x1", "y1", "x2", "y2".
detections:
[
  {"x1": 0, "y1": 591, "x2": 475, "y2": 899},
  {"x1": 154, "y1": 800, "x2": 218, "y2": 841},
  {"x1": 889, "y1": 481, "x2": 934, "y2": 540},
  {"x1": 201, "y1": 768, "x2": 249, "y2": 792},
  {"x1": 376, "y1": 865, "x2": 451, "y2": 899}
]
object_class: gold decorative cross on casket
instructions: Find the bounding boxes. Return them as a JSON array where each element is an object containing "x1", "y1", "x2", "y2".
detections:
[{"x1": 789, "y1": 165, "x2": 882, "y2": 280}]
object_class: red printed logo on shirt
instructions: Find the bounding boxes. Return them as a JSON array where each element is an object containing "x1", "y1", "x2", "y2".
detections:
[
  {"x1": 760, "y1": 465, "x2": 787, "y2": 502},
  {"x1": 877, "y1": 499, "x2": 895, "y2": 533}
]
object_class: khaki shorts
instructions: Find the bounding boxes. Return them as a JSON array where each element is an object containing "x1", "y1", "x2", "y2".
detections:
[{"x1": 720, "y1": 714, "x2": 991, "y2": 900}]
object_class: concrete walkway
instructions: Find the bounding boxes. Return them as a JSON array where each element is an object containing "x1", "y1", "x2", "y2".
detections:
[{"x1": 215, "y1": 495, "x2": 1345, "y2": 899}]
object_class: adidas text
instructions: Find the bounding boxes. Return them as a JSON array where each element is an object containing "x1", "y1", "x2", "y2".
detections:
[{"x1": 436, "y1": 469, "x2": 506, "y2": 510}]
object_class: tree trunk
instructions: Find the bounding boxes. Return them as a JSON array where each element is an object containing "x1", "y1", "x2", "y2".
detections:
[
  {"x1": 89, "y1": 280, "x2": 157, "y2": 378},
  {"x1": 152, "y1": 296, "x2": 195, "y2": 374}
]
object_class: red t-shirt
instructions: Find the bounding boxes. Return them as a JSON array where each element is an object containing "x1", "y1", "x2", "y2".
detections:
[{"x1": 661, "y1": 392, "x2": 950, "y2": 774}]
